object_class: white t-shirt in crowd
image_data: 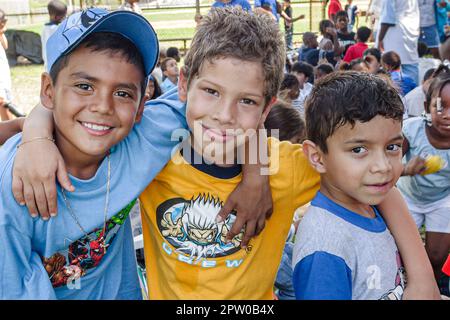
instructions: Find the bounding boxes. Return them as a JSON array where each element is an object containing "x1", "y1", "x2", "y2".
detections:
[
  {"x1": 402, "y1": 85, "x2": 425, "y2": 118},
  {"x1": 292, "y1": 82, "x2": 313, "y2": 118},
  {"x1": 418, "y1": 0, "x2": 436, "y2": 27},
  {"x1": 378, "y1": 0, "x2": 420, "y2": 65}
]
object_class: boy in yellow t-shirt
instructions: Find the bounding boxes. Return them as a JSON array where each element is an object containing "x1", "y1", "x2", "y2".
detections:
[{"x1": 138, "y1": 7, "x2": 438, "y2": 299}]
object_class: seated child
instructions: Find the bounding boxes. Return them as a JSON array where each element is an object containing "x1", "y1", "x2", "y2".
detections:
[
  {"x1": 278, "y1": 73, "x2": 300, "y2": 104},
  {"x1": 382, "y1": 51, "x2": 417, "y2": 96},
  {"x1": 335, "y1": 10, "x2": 356, "y2": 56},
  {"x1": 363, "y1": 47, "x2": 382, "y2": 74},
  {"x1": 293, "y1": 71, "x2": 438, "y2": 300},
  {"x1": 291, "y1": 61, "x2": 314, "y2": 116},
  {"x1": 397, "y1": 73, "x2": 450, "y2": 296},
  {"x1": 41, "y1": 0, "x2": 67, "y2": 69},
  {"x1": 343, "y1": 26, "x2": 371, "y2": 63},
  {"x1": 160, "y1": 57, "x2": 179, "y2": 93}
]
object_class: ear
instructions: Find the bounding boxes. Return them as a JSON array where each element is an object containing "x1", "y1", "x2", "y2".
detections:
[
  {"x1": 178, "y1": 66, "x2": 188, "y2": 103},
  {"x1": 302, "y1": 139, "x2": 327, "y2": 173},
  {"x1": 260, "y1": 96, "x2": 277, "y2": 123},
  {"x1": 134, "y1": 94, "x2": 148, "y2": 123},
  {"x1": 40, "y1": 72, "x2": 55, "y2": 110}
]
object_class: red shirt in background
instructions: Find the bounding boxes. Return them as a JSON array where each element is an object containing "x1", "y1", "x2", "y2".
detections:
[
  {"x1": 328, "y1": 0, "x2": 342, "y2": 20},
  {"x1": 343, "y1": 42, "x2": 368, "y2": 63}
]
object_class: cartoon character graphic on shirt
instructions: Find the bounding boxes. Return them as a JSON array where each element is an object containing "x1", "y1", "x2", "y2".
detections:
[
  {"x1": 41, "y1": 200, "x2": 135, "y2": 288},
  {"x1": 380, "y1": 251, "x2": 407, "y2": 300},
  {"x1": 157, "y1": 193, "x2": 244, "y2": 261}
]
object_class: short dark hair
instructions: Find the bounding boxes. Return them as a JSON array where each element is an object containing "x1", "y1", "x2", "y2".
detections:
[
  {"x1": 47, "y1": 0, "x2": 67, "y2": 17},
  {"x1": 316, "y1": 63, "x2": 334, "y2": 75},
  {"x1": 280, "y1": 73, "x2": 300, "y2": 91},
  {"x1": 305, "y1": 72, "x2": 404, "y2": 153},
  {"x1": 423, "y1": 68, "x2": 436, "y2": 82},
  {"x1": 166, "y1": 47, "x2": 180, "y2": 58},
  {"x1": 381, "y1": 51, "x2": 401, "y2": 70},
  {"x1": 292, "y1": 62, "x2": 314, "y2": 79},
  {"x1": 319, "y1": 19, "x2": 334, "y2": 35},
  {"x1": 335, "y1": 10, "x2": 349, "y2": 22},
  {"x1": 418, "y1": 41, "x2": 429, "y2": 58},
  {"x1": 363, "y1": 47, "x2": 381, "y2": 63},
  {"x1": 264, "y1": 100, "x2": 306, "y2": 142},
  {"x1": 357, "y1": 26, "x2": 371, "y2": 43},
  {"x1": 49, "y1": 32, "x2": 146, "y2": 99}
]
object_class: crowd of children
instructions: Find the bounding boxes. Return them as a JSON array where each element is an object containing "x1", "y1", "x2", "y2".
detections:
[{"x1": 0, "y1": 1, "x2": 449, "y2": 301}]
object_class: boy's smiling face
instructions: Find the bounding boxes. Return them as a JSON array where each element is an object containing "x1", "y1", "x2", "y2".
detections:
[
  {"x1": 315, "y1": 116, "x2": 404, "y2": 211},
  {"x1": 179, "y1": 57, "x2": 272, "y2": 165},
  {"x1": 41, "y1": 46, "x2": 145, "y2": 163}
]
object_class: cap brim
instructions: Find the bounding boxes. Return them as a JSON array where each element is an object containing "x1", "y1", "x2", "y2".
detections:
[{"x1": 63, "y1": 10, "x2": 159, "y2": 76}]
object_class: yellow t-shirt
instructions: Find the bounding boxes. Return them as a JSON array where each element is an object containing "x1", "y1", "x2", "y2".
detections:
[{"x1": 139, "y1": 137, "x2": 320, "y2": 299}]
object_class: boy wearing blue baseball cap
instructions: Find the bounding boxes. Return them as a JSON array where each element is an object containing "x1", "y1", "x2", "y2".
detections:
[{"x1": 0, "y1": 7, "x2": 270, "y2": 300}]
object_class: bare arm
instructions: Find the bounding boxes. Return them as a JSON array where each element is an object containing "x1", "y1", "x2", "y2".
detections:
[
  {"x1": 377, "y1": 23, "x2": 392, "y2": 52},
  {"x1": 377, "y1": 188, "x2": 440, "y2": 299},
  {"x1": 12, "y1": 104, "x2": 72, "y2": 220},
  {"x1": 0, "y1": 118, "x2": 25, "y2": 144}
]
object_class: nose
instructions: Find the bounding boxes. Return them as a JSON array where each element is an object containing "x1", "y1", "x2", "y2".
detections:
[
  {"x1": 212, "y1": 98, "x2": 235, "y2": 125},
  {"x1": 369, "y1": 150, "x2": 392, "y2": 174},
  {"x1": 89, "y1": 90, "x2": 114, "y2": 115}
]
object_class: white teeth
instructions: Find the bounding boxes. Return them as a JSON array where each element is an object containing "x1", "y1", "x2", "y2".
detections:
[{"x1": 81, "y1": 122, "x2": 111, "y2": 131}]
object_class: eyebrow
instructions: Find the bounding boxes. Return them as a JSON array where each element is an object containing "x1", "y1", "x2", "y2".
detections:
[
  {"x1": 344, "y1": 134, "x2": 404, "y2": 144},
  {"x1": 200, "y1": 79, "x2": 264, "y2": 98},
  {"x1": 70, "y1": 72, "x2": 139, "y2": 91}
]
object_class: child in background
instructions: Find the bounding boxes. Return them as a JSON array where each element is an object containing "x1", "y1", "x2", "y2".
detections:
[
  {"x1": 291, "y1": 61, "x2": 314, "y2": 116},
  {"x1": 294, "y1": 71, "x2": 439, "y2": 300},
  {"x1": 318, "y1": 19, "x2": 336, "y2": 50},
  {"x1": 339, "y1": 58, "x2": 370, "y2": 72},
  {"x1": 363, "y1": 47, "x2": 382, "y2": 74},
  {"x1": 0, "y1": 8, "x2": 12, "y2": 121},
  {"x1": 264, "y1": 100, "x2": 306, "y2": 300},
  {"x1": 315, "y1": 63, "x2": 334, "y2": 82},
  {"x1": 160, "y1": 57, "x2": 179, "y2": 93},
  {"x1": 41, "y1": 0, "x2": 67, "y2": 69},
  {"x1": 335, "y1": 10, "x2": 355, "y2": 56},
  {"x1": 151, "y1": 47, "x2": 166, "y2": 85},
  {"x1": 278, "y1": 73, "x2": 300, "y2": 104},
  {"x1": 343, "y1": 26, "x2": 371, "y2": 63},
  {"x1": 418, "y1": 41, "x2": 441, "y2": 84},
  {"x1": 397, "y1": 73, "x2": 450, "y2": 296},
  {"x1": 344, "y1": 0, "x2": 358, "y2": 32},
  {"x1": 166, "y1": 46, "x2": 180, "y2": 63},
  {"x1": 382, "y1": 51, "x2": 417, "y2": 96},
  {"x1": 145, "y1": 75, "x2": 162, "y2": 101}
]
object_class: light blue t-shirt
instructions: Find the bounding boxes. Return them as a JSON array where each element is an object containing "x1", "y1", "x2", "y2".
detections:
[
  {"x1": 160, "y1": 78, "x2": 177, "y2": 93},
  {"x1": 212, "y1": 0, "x2": 252, "y2": 11},
  {"x1": 0, "y1": 90, "x2": 188, "y2": 299},
  {"x1": 397, "y1": 117, "x2": 450, "y2": 204},
  {"x1": 292, "y1": 192, "x2": 406, "y2": 300}
]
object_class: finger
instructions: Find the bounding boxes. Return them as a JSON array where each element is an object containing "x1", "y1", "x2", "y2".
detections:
[
  {"x1": 23, "y1": 182, "x2": 39, "y2": 218},
  {"x1": 240, "y1": 220, "x2": 256, "y2": 249},
  {"x1": 43, "y1": 178, "x2": 58, "y2": 217},
  {"x1": 32, "y1": 183, "x2": 50, "y2": 221},
  {"x1": 227, "y1": 214, "x2": 246, "y2": 242},
  {"x1": 12, "y1": 176, "x2": 25, "y2": 206},
  {"x1": 57, "y1": 158, "x2": 74, "y2": 192},
  {"x1": 255, "y1": 217, "x2": 266, "y2": 236},
  {"x1": 216, "y1": 200, "x2": 235, "y2": 223}
]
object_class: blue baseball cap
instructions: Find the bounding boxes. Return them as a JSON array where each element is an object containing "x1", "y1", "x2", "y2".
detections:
[{"x1": 46, "y1": 8, "x2": 159, "y2": 77}]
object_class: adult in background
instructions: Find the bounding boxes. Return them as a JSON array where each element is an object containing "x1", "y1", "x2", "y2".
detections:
[
  {"x1": 325, "y1": 0, "x2": 342, "y2": 22},
  {"x1": 377, "y1": 0, "x2": 420, "y2": 84},
  {"x1": 212, "y1": 0, "x2": 252, "y2": 12},
  {"x1": 418, "y1": 0, "x2": 441, "y2": 59}
]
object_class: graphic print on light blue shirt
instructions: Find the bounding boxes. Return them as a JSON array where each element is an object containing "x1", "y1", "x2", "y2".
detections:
[
  {"x1": 397, "y1": 117, "x2": 450, "y2": 204},
  {"x1": 0, "y1": 90, "x2": 188, "y2": 299},
  {"x1": 292, "y1": 192, "x2": 406, "y2": 300}
]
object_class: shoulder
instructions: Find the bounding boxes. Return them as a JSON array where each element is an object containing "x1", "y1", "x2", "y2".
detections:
[{"x1": 402, "y1": 117, "x2": 425, "y2": 143}]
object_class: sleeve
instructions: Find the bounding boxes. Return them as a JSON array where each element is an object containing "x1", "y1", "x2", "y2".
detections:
[
  {"x1": 291, "y1": 143, "x2": 320, "y2": 209},
  {"x1": 0, "y1": 224, "x2": 56, "y2": 299},
  {"x1": 343, "y1": 45, "x2": 354, "y2": 62},
  {"x1": 292, "y1": 251, "x2": 352, "y2": 300},
  {"x1": 380, "y1": 0, "x2": 396, "y2": 25},
  {"x1": 110, "y1": 91, "x2": 189, "y2": 199}
]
